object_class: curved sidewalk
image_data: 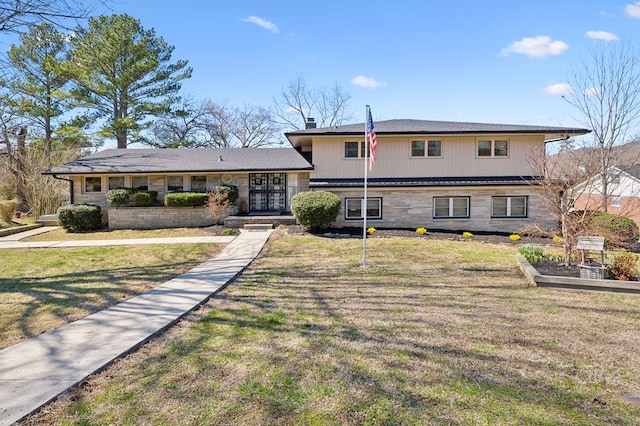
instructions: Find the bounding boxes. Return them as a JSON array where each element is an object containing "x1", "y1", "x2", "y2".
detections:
[{"x1": 0, "y1": 228, "x2": 273, "y2": 425}]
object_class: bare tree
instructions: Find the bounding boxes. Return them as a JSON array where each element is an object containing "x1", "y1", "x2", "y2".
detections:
[
  {"x1": 528, "y1": 143, "x2": 597, "y2": 266},
  {"x1": 148, "y1": 100, "x2": 278, "y2": 148},
  {"x1": 0, "y1": 0, "x2": 108, "y2": 34},
  {"x1": 563, "y1": 42, "x2": 640, "y2": 212},
  {"x1": 272, "y1": 75, "x2": 353, "y2": 131}
]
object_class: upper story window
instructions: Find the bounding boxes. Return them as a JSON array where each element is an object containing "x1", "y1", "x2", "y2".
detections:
[
  {"x1": 492, "y1": 196, "x2": 527, "y2": 218},
  {"x1": 131, "y1": 176, "x2": 148, "y2": 191},
  {"x1": 84, "y1": 176, "x2": 102, "y2": 193},
  {"x1": 167, "y1": 176, "x2": 184, "y2": 192},
  {"x1": 477, "y1": 139, "x2": 508, "y2": 157},
  {"x1": 108, "y1": 176, "x2": 125, "y2": 190},
  {"x1": 344, "y1": 141, "x2": 368, "y2": 158},
  {"x1": 191, "y1": 176, "x2": 207, "y2": 192},
  {"x1": 411, "y1": 140, "x2": 442, "y2": 158}
]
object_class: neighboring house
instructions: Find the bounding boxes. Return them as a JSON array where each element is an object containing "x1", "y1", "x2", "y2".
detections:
[
  {"x1": 573, "y1": 165, "x2": 640, "y2": 228},
  {"x1": 285, "y1": 119, "x2": 589, "y2": 233},
  {"x1": 44, "y1": 147, "x2": 314, "y2": 215}
]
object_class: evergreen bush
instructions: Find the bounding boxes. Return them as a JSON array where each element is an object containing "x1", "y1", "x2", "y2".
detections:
[
  {"x1": 164, "y1": 192, "x2": 208, "y2": 207},
  {"x1": 590, "y1": 212, "x2": 639, "y2": 249},
  {"x1": 291, "y1": 191, "x2": 341, "y2": 231},
  {"x1": 134, "y1": 191, "x2": 157, "y2": 207},
  {"x1": 57, "y1": 204, "x2": 102, "y2": 232},
  {"x1": 106, "y1": 188, "x2": 133, "y2": 207},
  {"x1": 215, "y1": 185, "x2": 239, "y2": 204}
]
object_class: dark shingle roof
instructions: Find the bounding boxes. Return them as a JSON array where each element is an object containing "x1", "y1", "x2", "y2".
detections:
[
  {"x1": 287, "y1": 119, "x2": 590, "y2": 136},
  {"x1": 45, "y1": 148, "x2": 314, "y2": 175}
]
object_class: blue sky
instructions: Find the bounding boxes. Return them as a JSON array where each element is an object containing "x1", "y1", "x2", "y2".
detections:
[{"x1": 98, "y1": 1, "x2": 639, "y2": 129}]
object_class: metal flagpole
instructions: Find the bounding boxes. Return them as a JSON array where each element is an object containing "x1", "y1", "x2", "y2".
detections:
[{"x1": 362, "y1": 105, "x2": 369, "y2": 268}]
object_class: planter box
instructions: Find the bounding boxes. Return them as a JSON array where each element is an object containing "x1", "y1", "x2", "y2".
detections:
[
  {"x1": 108, "y1": 206, "x2": 215, "y2": 230},
  {"x1": 579, "y1": 264, "x2": 609, "y2": 280}
]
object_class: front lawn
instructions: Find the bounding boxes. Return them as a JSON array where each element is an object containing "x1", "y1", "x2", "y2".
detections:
[
  {"x1": 21, "y1": 234, "x2": 640, "y2": 425},
  {"x1": 22, "y1": 226, "x2": 229, "y2": 242},
  {"x1": 0, "y1": 244, "x2": 222, "y2": 350}
]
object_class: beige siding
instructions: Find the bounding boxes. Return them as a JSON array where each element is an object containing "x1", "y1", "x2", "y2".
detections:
[
  {"x1": 311, "y1": 134, "x2": 544, "y2": 179},
  {"x1": 328, "y1": 185, "x2": 556, "y2": 233}
]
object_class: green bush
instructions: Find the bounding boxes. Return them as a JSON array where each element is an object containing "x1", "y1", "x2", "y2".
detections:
[
  {"x1": 291, "y1": 191, "x2": 341, "y2": 231},
  {"x1": 106, "y1": 188, "x2": 133, "y2": 207},
  {"x1": 134, "y1": 191, "x2": 157, "y2": 207},
  {"x1": 57, "y1": 204, "x2": 102, "y2": 232},
  {"x1": 517, "y1": 244, "x2": 545, "y2": 263},
  {"x1": 0, "y1": 199, "x2": 17, "y2": 223},
  {"x1": 215, "y1": 185, "x2": 239, "y2": 204},
  {"x1": 164, "y1": 192, "x2": 208, "y2": 207},
  {"x1": 590, "y1": 212, "x2": 640, "y2": 249}
]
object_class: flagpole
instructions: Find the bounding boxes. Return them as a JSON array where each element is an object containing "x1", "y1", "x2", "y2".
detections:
[{"x1": 362, "y1": 105, "x2": 369, "y2": 268}]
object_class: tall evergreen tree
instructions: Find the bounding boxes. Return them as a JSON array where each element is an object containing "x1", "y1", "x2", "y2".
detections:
[
  {"x1": 66, "y1": 14, "x2": 192, "y2": 148},
  {"x1": 7, "y1": 23, "x2": 70, "y2": 163}
]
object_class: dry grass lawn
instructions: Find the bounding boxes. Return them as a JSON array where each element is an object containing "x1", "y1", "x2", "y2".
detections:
[
  {"x1": 20, "y1": 233, "x2": 640, "y2": 425},
  {"x1": 22, "y1": 226, "x2": 228, "y2": 242},
  {"x1": 0, "y1": 244, "x2": 222, "y2": 350}
]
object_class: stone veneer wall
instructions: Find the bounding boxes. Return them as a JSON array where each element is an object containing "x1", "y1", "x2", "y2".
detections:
[{"x1": 108, "y1": 207, "x2": 215, "y2": 230}]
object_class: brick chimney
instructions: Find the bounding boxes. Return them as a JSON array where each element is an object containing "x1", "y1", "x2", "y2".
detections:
[{"x1": 305, "y1": 117, "x2": 316, "y2": 129}]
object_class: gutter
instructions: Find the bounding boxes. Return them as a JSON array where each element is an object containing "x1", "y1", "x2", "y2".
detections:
[{"x1": 51, "y1": 174, "x2": 74, "y2": 204}]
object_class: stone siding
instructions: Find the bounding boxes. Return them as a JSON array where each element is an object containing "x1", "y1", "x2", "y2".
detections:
[
  {"x1": 108, "y1": 207, "x2": 215, "y2": 230},
  {"x1": 328, "y1": 186, "x2": 557, "y2": 234}
]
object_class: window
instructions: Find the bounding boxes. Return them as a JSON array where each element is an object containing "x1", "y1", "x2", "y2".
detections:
[
  {"x1": 492, "y1": 196, "x2": 528, "y2": 218},
  {"x1": 345, "y1": 198, "x2": 382, "y2": 220},
  {"x1": 191, "y1": 176, "x2": 207, "y2": 192},
  {"x1": 428, "y1": 140, "x2": 442, "y2": 157},
  {"x1": 610, "y1": 195, "x2": 621, "y2": 207},
  {"x1": 344, "y1": 141, "x2": 368, "y2": 158},
  {"x1": 167, "y1": 176, "x2": 184, "y2": 192},
  {"x1": 477, "y1": 139, "x2": 508, "y2": 157},
  {"x1": 411, "y1": 140, "x2": 425, "y2": 157},
  {"x1": 433, "y1": 197, "x2": 470, "y2": 218},
  {"x1": 108, "y1": 176, "x2": 125, "y2": 190},
  {"x1": 84, "y1": 177, "x2": 102, "y2": 193},
  {"x1": 411, "y1": 140, "x2": 441, "y2": 157},
  {"x1": 131, "y1": 176, "x2": 148, "y2": 191}
]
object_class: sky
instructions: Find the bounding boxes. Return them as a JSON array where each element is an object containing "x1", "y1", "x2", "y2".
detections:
[{"x1": 22, "y1": 1, "x2": 640, "y2": 143}]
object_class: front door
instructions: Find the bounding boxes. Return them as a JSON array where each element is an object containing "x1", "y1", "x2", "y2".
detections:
[{"x1": 249, "y1": 173, "x2": 287, "y2": 212}]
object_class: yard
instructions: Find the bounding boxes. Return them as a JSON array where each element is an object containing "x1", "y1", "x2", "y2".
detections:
[{"x1": 17, "y1": 232, "x2": 640, "y2": 425}]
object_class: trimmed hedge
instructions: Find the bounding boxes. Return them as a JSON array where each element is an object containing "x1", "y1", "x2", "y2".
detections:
[
  {"x1": 106, "y1": 188, "x2": 133, "y2": 207},
  {"x1": 164, "y1": 192, "x2": 208, "y2": 207},
  {"x1": 134, "y1": 191, "x2": 157, "y2": 207},
  {"x1": 590, "y1": 211, "x2": 640, "y2": 249},
  {"x1": 215, "y1": 185, "x2": 239, "y2": 204},
  {"x1": 58, "y1": 204, "x2": 102, "y2": 232},
  {"x1": 291, "y1": 191, "x2": 341, "y2": 231}
]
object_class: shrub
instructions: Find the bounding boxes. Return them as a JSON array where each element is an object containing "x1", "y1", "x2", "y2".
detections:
[
  {"x1": 106, "y1": 188, "x2": 133, "y2": 207},
  {"x1": 609, "y1": 252, "x2": 639, "y2": 281},
  {"x1": 206, "y1": 191, "x2": 232, "y2": 224},
  {"x1": 509, "y1": 234, "x2": 521, "y2": 241},
  {"x1": 518, "y1": 244, "x2": 545, "y2": 263},
  {"x1": 416, "y1": 227, "x2": 427, "y2": 235},
  {"x1": 57, "y1": 204, "x2": 102, "y2": 232},
  {"x1": 0, "y1": 199, "x2": 17, "y2": 223},
  {"x1": 215, "y1": 185, "x2": 239, "y2": 204},
  {"x1": 462, "y1": 231, "x2": 473, "y2": 238},
  {"x1": 589, "y1": 212, "x2": 639, "y2": 249},
  {"x1": 290, "y1": 191, "x2": 341, "y2": 231},
  {"x1": 222, "y1": 228, "x2": 238, "y2": 236},
  {"x1": 164, "y1": 192, "x2": 208, "y2": 207},
  {"x1": 134, "y1": 191, "x2": 157, "y2": 207}
]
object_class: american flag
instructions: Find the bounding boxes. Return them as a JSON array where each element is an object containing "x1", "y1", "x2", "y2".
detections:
[{"x1": 368, "y1": 109, "x2": 377, "y2": 170}]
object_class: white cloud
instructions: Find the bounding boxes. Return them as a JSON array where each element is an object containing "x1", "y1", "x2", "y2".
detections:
[
  {"x1": 241, "y1": 16, "x2": 279, "y2": 33},
  {"x1": 544, "y1": 83, "x2": 573, "y2": 95},
  {"x1": 625, "y1": 2, "x2": 640, "y2": 17},
  {"x1": 351, "y1": 75, "x2": 386, "y2": 88},
  {"x1": 500, "y1": 36, "x2": 568, "y2": 58},
  {"x1": 586, "y1": 30, "x2": 619, "y2": 41},
  {"x1": 585, "y1": 87, "x2": 598, "y2": 96}
]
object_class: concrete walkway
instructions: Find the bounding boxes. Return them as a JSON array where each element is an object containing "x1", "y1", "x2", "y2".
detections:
[
  {"x1": 0, "y1": 228, "x2": 273, "y2": 425},
  {"x1": 0, "y1": 226, "x2": 236, "y2": 249}
]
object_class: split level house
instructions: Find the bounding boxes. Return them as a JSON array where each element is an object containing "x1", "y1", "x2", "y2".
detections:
[{"x1": 45, "y1": 118, "x2": 590, "y2": 232}]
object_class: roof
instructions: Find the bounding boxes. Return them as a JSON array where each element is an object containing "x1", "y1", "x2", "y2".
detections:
[
  {"x1": 309, "y1": 176, "x2": 541, "y2": 188},
  {"x1": 286, "y1": 119, "x2": 591, "y2": 147},
  {"x1": 616, "y1": 164, "x2": 640, "y2": 180},
  {"x1": 45, "y1": 148, "x2": 314, "y2": 175}
]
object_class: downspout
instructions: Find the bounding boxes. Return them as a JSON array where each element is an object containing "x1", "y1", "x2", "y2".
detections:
[{"x1": 51, "y1": 174, "x2": 74, "y2": 204}]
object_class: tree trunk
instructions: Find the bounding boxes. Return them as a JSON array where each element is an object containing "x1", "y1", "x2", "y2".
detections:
[{"x1": 15, "y1": 126, "x2": 28, "y2": 212}]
